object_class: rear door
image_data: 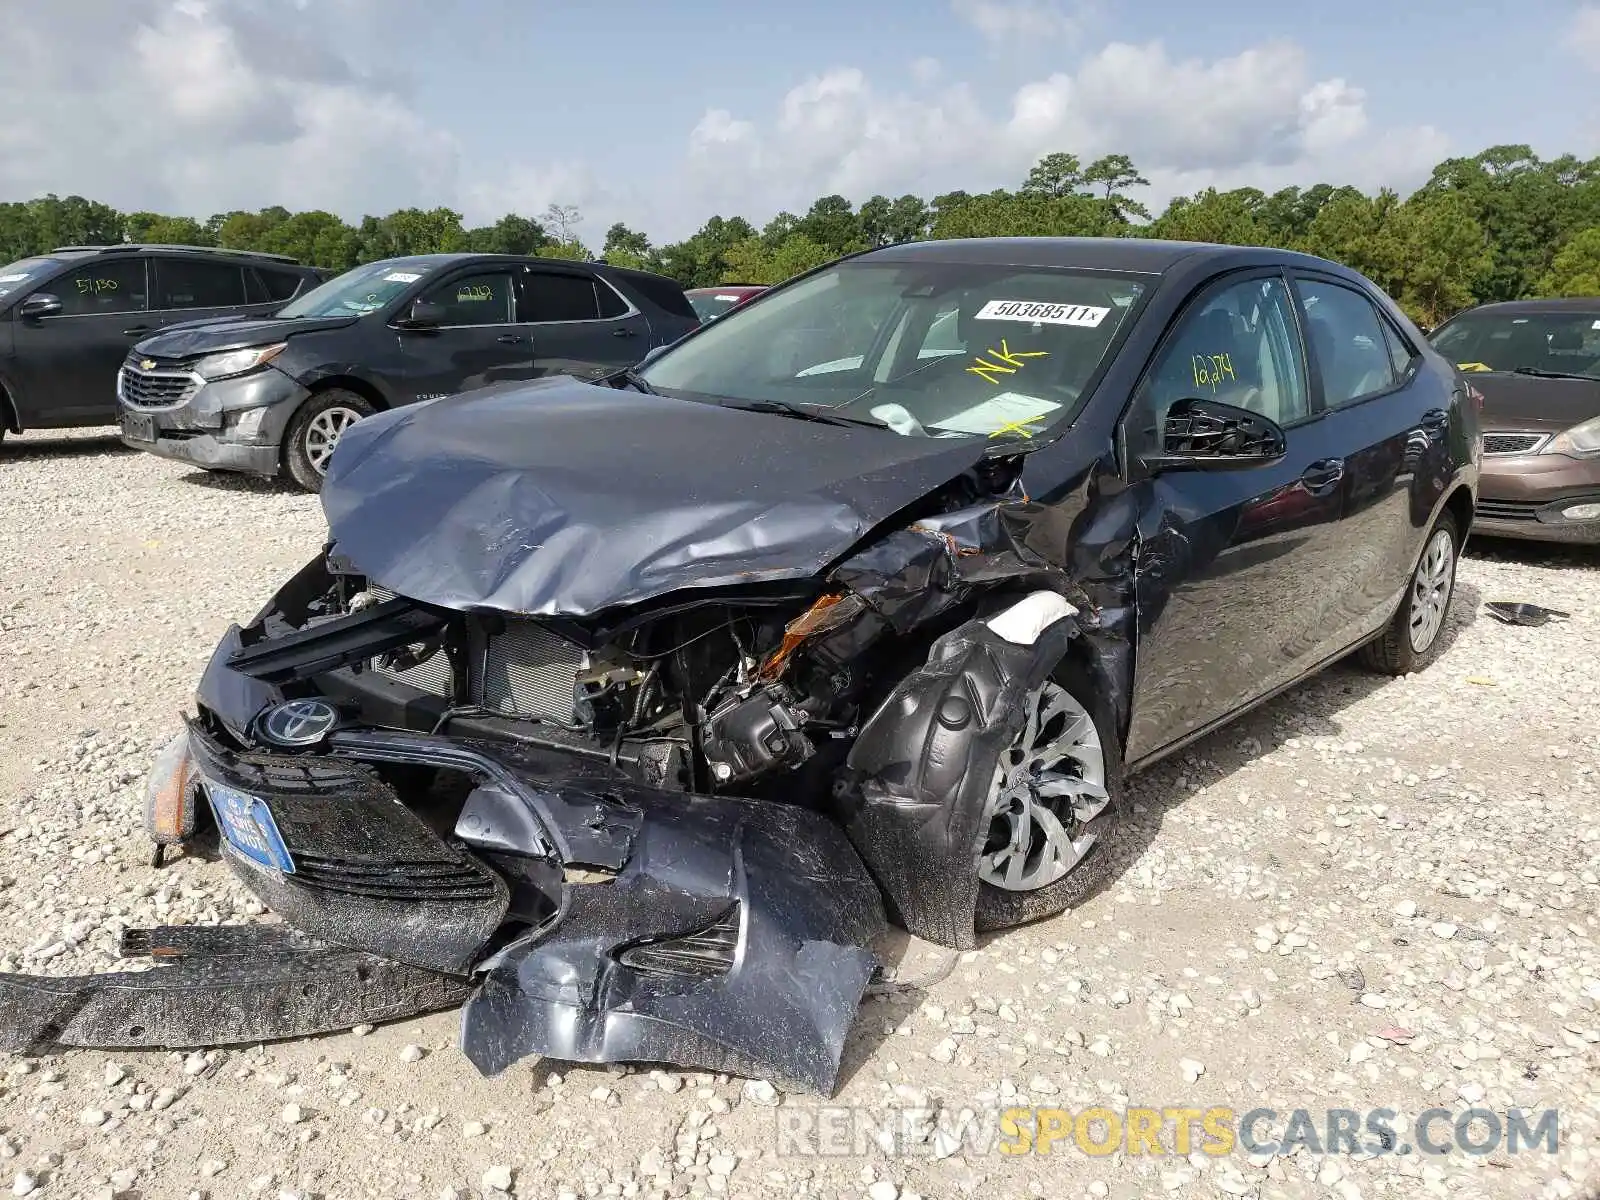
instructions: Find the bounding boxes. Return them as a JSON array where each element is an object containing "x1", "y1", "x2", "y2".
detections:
[
  {"x1": 151, "y1": 257, "x2": 262, "y2": 329},
  {"x1": 1123, "y1": 269, "x2": 1349, "y2": 763},
  {"x1": 520, "y1": 267, "x2": 649, "y2": 380},
  {"x1": 394, "y1": 267, "x2": 537, "y2": 403},
  {"x1": 10, "y1": 255, "x2": 150, "y2": 427},
  {"x1": 1289, "y1": 272, "x2": 1456, "y2": 646}
]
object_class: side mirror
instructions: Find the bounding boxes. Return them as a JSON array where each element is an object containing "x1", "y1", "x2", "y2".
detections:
[
  {"x1": 18, "y1": 293, "x2": 62, "y2": 320},
  {"x1": 396, "y1": 299, "x2": 446, "y2": 330},
  {"x1": 1141, "y1": 397, "x2": 1288, "y2": 473}
]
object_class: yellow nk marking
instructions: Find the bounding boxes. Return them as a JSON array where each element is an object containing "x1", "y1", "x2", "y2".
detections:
[
  {"x1": 989, "y1": 411, "x2": 1054, "y2": 439},
  {"x1": 967, "y1": 338, "x2": 1048, "y2": 385}
]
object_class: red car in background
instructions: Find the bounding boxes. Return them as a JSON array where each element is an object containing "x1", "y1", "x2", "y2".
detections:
[{"x1": 686, "y1": 284, "x2": 765, "y2": 323}]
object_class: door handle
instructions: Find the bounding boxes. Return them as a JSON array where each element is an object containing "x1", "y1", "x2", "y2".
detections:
[
  {"x1": 1300, "y1": 458, "x2": 1345, "y2": 494},
  {"x1": 612, "y1": 327, "x2": 635, "y2": 338},
  {"x1": 122, "y1": 325, "x2": 153, "y2": 336},
  {"x1": 495, "y1": 334, "x2": 526, "y2": 344}
]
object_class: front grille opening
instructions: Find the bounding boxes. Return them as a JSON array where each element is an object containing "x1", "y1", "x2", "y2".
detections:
[
  {"x1": 615, "y1": 903, "x2": 742, "y2": 980},
  {"x1": 1482, "y1": 432, "x2": 1547, "y2": 456},
  {"x1": 121, "y1": 368, "x2": 200, "y2": 410}
]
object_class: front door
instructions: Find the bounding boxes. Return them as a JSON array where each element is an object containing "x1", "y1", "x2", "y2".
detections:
[
  {"x1": 521, "y1": 267, "x2": 650, "y2": 381},
  {"x1": 10, "y1": 255, "x2": 150, "y2": 427},
  {"x1": 1123, "y1": 270, "x2": 1348, "y2": 764},
  {"x1": 395, "y1": 268, "x2": 538, "y2": 403}
]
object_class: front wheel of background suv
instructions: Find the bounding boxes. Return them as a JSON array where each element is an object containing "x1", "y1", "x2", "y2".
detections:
[
  {"x1": 1359, "y1": 512, "x2": 1460, "y2": 676},
  {"x1": 282, "y1": 389, "x2": 375, "y2": 493}
]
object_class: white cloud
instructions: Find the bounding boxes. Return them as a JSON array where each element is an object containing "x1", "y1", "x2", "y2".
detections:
[
  {"x1": 679, "y1": 36, "x2": 1449, "y2": 235},
  {"x1": 951, "y1": 0, "x2": 1086, "y2": 43},
  {"x1": 0, "y1": 3, "x2": 1451, "y2": 247},
  {"x1": 1570, "y1": 5, "x2": 1600, "y2": 63}
]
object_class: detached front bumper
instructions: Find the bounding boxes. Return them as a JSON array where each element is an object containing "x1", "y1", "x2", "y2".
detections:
[
  {"x1": 117, "y1": 366, "x2": 307, "y2": 476},
  {"x1": 6, "y1": 628, "x2": 886, "y2": 1093}
]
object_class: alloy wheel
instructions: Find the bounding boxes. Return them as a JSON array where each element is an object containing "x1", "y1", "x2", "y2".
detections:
[
  {"x1": 304, "y1": 405, "x2": 363, "y2": 474},
  {"x1": 1408, "y1": 527, "x2": 1455, "y2": 653},
  {"x1": 979, "y1": 681, "x2": 1109, "y2": 892}
]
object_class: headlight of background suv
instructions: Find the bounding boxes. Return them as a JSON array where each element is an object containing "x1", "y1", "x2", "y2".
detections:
[
  {"x1": 194, "y1": 343, "x2": 287, "y2": 381},
  {"x1": 1542, "y1": 414, "x2": 1600, "y2": 458}
]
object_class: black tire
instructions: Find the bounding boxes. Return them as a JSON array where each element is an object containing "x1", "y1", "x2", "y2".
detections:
[
  {"x1": 282, "y1": 389, "x2": 375, "y2": 493},
  {"x1": 974, "y1": 657, "x2": 1124, "y2": 933},
  {"x1": 1358, "y1": 512, "x2": 1460, "y2": 676}
]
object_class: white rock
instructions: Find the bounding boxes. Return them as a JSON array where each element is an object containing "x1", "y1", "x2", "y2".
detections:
[
  {"x1": 1431, "y1": 922, "x2": 1458, "y2": 940},
  {"x1": 397, "y1": 1044, "x2": 425, "y2": 1063},
  {"x1": 1180, "y1": 1058, "x2": 1205, "y2": 1084},
  {"x1": 1393, "y1": 899, "x2": 1418, "y2": 918},
  {"x1": 867, "y1": 1182, "x2": 900, "y2": 1200},
  {"x1": 11, "y1": 1174, "x2": 37, "y2": 1198},
  {"x1": 1349, "y1": 1041, "x2": 1373, "y2": 1065},
  {"x1": 482, "y1": 1165, "x2": 514, "y2": 1193},
  {"x1": 103, "y1": 1062, "x2": 127, "y2": 1087},
  {"x1": 743, "y1": 1080, "x2": 780, "y2": 1106},
  {"x1": 280, "y1": 1103, "x2": 306, "y2": 1124}
]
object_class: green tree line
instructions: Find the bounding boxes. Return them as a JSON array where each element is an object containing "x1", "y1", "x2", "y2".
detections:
[{"x1": 4, "y1": 145, "x2": 1598, "y2": 326}]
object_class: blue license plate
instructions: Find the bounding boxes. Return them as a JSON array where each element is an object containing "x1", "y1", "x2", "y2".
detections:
[{"x1": 206, "y1": 783, "x2": 296, "y2": 874}]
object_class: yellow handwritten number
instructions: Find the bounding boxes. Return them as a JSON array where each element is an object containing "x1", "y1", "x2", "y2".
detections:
[{"x1": 1190, "y1": 352, "x2": 1235, "y2": 392}]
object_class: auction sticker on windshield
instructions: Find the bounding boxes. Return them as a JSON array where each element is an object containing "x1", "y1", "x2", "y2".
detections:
[
  {"x1": 975, "y1": 300, "x2": 1109, "y2": 327},
  {"x1": 385, "y1": 272, "x2": 423, "y2": 283}
]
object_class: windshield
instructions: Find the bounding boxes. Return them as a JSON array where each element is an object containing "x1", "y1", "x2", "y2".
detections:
[
  {"x1": 641, "y1": 262, "x2": 1148, "y2": 441},
  {"x1": 0, "y1": 257, "x2": 57, "y2": 300},
  {"x1": 277, "y1": 259, "x2": 437, "y2": 318},
  {"x1": 1430, "y1": 309, "x2": 1600, "y2": 380}
]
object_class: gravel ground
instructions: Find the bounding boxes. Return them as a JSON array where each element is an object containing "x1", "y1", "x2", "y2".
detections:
[{"x1": 1, "y1": 427, "x2": 1597, "y2": 1200}]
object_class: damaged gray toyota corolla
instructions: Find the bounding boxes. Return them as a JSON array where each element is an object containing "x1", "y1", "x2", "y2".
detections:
[{"x1": 0, "y1": 238, "x2": 1477, "y2": 1094}]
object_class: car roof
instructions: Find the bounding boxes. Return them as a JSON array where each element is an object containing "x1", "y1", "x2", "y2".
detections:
[
  {"x1": 49, "y1": 243, "x2": 306, "y2": 266},
  {"x1": 1447, "y1": 297, "x2": 1600, "y2": 318},
  {"x1": 858, "y1": 236, "x2": 1344, "y2": 277}
]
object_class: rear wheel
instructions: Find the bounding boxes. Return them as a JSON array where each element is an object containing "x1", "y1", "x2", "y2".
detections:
[
  {"x1": 283, "y1": 389, "x2": 375, "y2": 493},
  {"x1": 1359, "y1": 512, "x2": 1459, "y2": 675},
  {"x1": 974, "y1": 659, "x2": 1122, "y2": 932}
]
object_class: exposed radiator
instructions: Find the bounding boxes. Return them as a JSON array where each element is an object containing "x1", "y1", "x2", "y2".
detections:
[
  {"x1": 363, "y1": 587, "x2": 585, "y2": 724},
  {"x1": 477, "y1": 619, "x2": 586, "y2": 724}
]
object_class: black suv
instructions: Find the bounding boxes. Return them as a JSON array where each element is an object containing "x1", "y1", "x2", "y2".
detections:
[
  {"x1": 0, "y1": 244, "x2": 322, "y2": 441},
  {"x1": 116, "y1": 253, "x2": 700, "y2": 491}
]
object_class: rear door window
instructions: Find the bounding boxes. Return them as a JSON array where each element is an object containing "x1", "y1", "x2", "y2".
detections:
[
  {"x1": 522, "y1": 272, "x2": 602, "y2": 322},
  {"x1": 1295, "y1": 280, "x2": 1400, "y2": 408},
  {"x1": 154, "y1": 259, "x2": 247, "y2": 309},
  {"x1": 48, "y1": 258, "x2": 150, "y2": 316}
]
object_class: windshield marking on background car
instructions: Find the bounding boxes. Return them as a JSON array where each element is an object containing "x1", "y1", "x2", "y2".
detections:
[{"x1": 967, "y1": 339, "x2": 1049, "y2": 384}]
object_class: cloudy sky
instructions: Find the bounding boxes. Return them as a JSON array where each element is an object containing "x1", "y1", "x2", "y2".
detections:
[{"x1": 2, "y1": 0, "x2": 1596, "y2": 244}]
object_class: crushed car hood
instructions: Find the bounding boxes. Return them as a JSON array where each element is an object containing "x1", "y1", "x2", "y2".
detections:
[
  {"x1": 320, "y1": 378, "x2": 989, "y2": 616},
  {"x1": 138, "y1": 314, "x2": 359, "y2": 358}
]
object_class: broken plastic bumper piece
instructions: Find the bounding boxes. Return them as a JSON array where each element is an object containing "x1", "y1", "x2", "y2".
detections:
[
  {"x1": 0, "y1": 925, "x2": 474, "y2": 1055},
  {"x1": 8, "y1": 721, "x2": 888, "y2": 1094}
]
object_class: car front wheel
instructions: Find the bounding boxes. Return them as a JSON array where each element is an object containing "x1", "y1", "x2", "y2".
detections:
[
  {"x1": 1359, "y1": 511, "x2": 1460, "y2": 676},
  {"x1": 974, "y1": 658, "x2": 1123, "y2": 932},
  {"x1": 283, "y1": 389, "x2": 375, "y2": 493}
]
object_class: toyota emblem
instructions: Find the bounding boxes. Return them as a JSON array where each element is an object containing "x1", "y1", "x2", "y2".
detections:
[{"x1": 258, "y1": 699, "x2": 339, "y2": 748}]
